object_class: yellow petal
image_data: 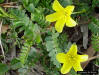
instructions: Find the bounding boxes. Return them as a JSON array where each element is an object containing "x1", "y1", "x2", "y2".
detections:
[
  {"x1": 61, "y1": 63, "x2": 72, "y2": 74},
  {"x1": 46, "y1": 12, "x2": 61, "y2": 22},
  {"x1": 65, "y1": 5, "x2": 75, "y2": 16},
  {"x1": 56, "y1": 53, "x2": 66, "y2": 63},
  {"x1": 78, "y1": 55, "x2": 88, "y2": 62},
  {"x1": 73, "y1": 62, "x2": 83, "y2": 72},
  {"x1": 66, "y1": 17, "x2": 77, "y2": 27},
  {"x1": 55, "y1": 17, "x2": 65, "y2": 33},
  {"x1": 52, "y1": 0, "x2": 64, "y2": 11},
  {"x1": 67, "y1": 44, "x2": 77, "y2": 55}
]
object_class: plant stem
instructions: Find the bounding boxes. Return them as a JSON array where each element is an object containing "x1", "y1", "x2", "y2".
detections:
[
  {"x1": 87, "y1": 55, "x2": 99, "y2": 61},
  {"x1": 0, "y1": 7, "x2": 14, "y2": 18},
  {"x1": 72, "y1": 9, "x2": 86, "y2": 14}
]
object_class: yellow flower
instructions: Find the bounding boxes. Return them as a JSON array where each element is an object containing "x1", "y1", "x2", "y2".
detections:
[
  {"x1": 56, "y1": 44, "x2": 88, "y2": 74},
  {"x1": 46, "y1": 0, "x2": 77, "y2": 33}
]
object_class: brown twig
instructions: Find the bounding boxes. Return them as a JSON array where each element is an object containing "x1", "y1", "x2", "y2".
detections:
[
  {"x1": 87, "y1": 55, "x2": 99, "y2": 62},
  {"x1": 0, "y1": 2, "x2": 17, "y2": 6},
  {"x1": 0, "y1": 2, "x2": 18, "y2": 8},
  {"x1": 2, "y1": 5, "x2": 18, "y2": 8}
]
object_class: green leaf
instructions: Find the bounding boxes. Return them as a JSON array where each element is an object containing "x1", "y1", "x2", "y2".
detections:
[
  {"x1": 31, "y1": 8, "x2": 50, "y2": 27},
  {"x1": 88, "y1": 17, "x2": 99, "y2": 34},
  {"x1": 60, "y1": 0, "x2": 73, "y2": 7},
  {"x1": 10, "y1": 9, "x2": 42, "y2": 43},
  {"x1": 58, "y1": 33, "x2": 68, "y2": 51},
  {"x1": 91, "y1": 34, "x2": 99, "y2": 51},
  {"x1": 45, "y1": 29, "x2": 61, "y2": 68},
  {"x1": 27, "y1": 47, "x2": 40, "y2": 66},
  {"x1": 0, "y1": 63, "x2": 9, "y2": 75},
  {"x1": 18, "y1": 66, "x2": 28, "y2": 75},
  {"x1": 19, "y1": 42, "x2": 31, "y2": 64},
  {"x1": 22, "y1": 0, "x2": 35, "y2": 13},
  {"x1": 33, "y1": 0, "x2": 40, "y2": 7},
  {"x1": 22, "y1": 0, "x2": 29, "y2": 5},
  {"x1": 70, "y1": 68, "x2": 80, "y2": 75},
  {"x1": 92, "y1": 0, "x2": 99, "y2": 8},
  {"x1": 35, "y1": 34, "x2": 42, "y2": 43},
  {"x1": 95, "y1": 58, "x2": 99, "y2": 66},
  {"x1": 25, "y1": 3, "x2": 35, "y2": 13},
  {"x1": 0, "y1": 0, "x2": 4, "y2": 3},
  {"x1": 11, "y1": 58, "x2": 22, "y2": 70}
]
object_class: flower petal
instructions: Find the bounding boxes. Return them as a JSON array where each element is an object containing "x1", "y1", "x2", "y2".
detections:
[
  {"x1": 65, "y1": 5, "x2": 75, "y2": 15},
  {"x1": 66, "y1": 17, "x2": 77, "y2": 27},
  {"x1": 73, "y1": 62, "x2": 83, "y2": 72},
  {"x1": 52, "y1": 0, "x2": 64, "y2": 11},
  {"x1": 61, "y1": 63, "x2": 72, "y2": 74},
  {"x1": 55, "y1": 17, "x2": 65, "y2": 33},
  {"x1": 67, "y1": 44, "x2": 77, "y2": 55},
  {"x1": 78, "y1": 55, "x2": 88, "y2": 62},
  {"x1": 46, "y1": 12, "x2": 61, "y2": 22},
  {"x1": 56, "y1": 53, "x2": 66, "y2": 63}
]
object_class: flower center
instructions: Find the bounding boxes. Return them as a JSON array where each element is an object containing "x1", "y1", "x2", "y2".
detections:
[{"x1": 68, "y1": 54, "x2": 76, "y2": 64}]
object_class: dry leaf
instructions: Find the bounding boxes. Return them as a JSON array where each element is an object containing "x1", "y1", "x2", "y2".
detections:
[
  {"x1": 81, "y1": 45, "x2": 96, "y2": 69},
  {"x1": 1, "y1": 25, "x2": 9, "y2": 33}
]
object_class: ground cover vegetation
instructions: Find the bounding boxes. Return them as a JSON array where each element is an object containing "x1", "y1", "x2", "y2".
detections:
[{"x1": 0, "y1": 0, "x2": 99, "y2": 75}]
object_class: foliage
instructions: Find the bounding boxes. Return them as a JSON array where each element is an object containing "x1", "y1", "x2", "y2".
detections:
[
  {"x1": 0, "y1": 63, "x2": 9, "y2": 75},
  {"x1": 19, "y1": 41, "x2": 31, "y2": 64},
  {"x1": 0, "y1": 0, "x2": 99, "y2": 75},
  {"x1": 88, "y1": 17, "x2": 99, "y2": 35},
  {"x1": 45, "y1": 29, "x2": 61, "y2": 68},
  {"x1": 31, "y1": 7, "x2": 50, "y2": 28},
  {"x1": 95, "y1": 58, "x2": 99, "y2": 67},
  {"x1": 92, "y1": 0, "x2": 99, "y2": 8},
  {"x1": 10, "y1": 58, "x2": 22, "y2": 70},
  {"x1": 70, "y1": 69, "x2": 80, "y2": 75},
  {"x1": 21, "y1": 0, "x2": 35, "y2": 13},
  {"x1": 89, "y1": 17, "x2": 99, "y2": 51},
  {"x1": 60, "y1": 0, "x2": 73, "y2": 7},
  {"x1": 10, "y1": 9, "x2": 42, "y2": 43},
  {"x1": 26, "y1": 47, "x2": 40, "y2": 66},
  {"x1": 0, "y1": 0, "x2": 4, "y2": 3},
  {"x1": 58, "y1": 33, "x2": 68, "y2": 51},
  {"x1": 91, "y1": 34, "x2": 99, "y2": 51},
  {"x1": 94, "y1": 58, "x2": 99, "y2": 72}
]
